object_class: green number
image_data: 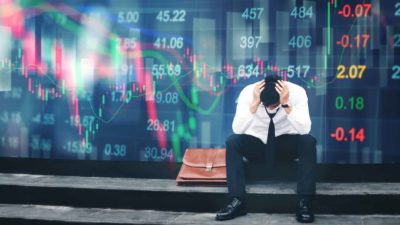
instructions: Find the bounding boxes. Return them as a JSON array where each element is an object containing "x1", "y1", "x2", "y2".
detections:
[
  {"x1": 335, "y1": 96, "x2": 344, "y2": 110},
  {"x1": 355, "y1": 97, "x2": 364, "y2": 110}
]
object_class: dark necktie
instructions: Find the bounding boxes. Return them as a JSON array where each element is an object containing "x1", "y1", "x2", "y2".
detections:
[{"x1": 265, "y1": 108, "x2": 279, "y2": 171}]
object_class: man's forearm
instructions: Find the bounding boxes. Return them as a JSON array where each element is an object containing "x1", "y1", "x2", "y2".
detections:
[
  {"x1": 249, "y1": 101, "x2": 259, "y2": 114},
  {"x1": 283, "y1": 106, "x2": 292, "y2": 114}
]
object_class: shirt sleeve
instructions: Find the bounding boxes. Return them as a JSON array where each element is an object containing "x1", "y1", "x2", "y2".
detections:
[
  {"x1": 232, "y1": 85, "x2": 256, "y2": 134},
  {"x1": 286, "y1": 87, "x2": 312, "y2": 134}
]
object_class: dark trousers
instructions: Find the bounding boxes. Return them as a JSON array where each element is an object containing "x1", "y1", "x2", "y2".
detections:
[{"x1": 226, "y1": 134, "x2": 317, "y2": 198}]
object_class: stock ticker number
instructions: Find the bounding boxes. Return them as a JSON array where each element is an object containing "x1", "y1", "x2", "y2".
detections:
[
  {"x1": 154, "y1": 37, "x2": 184, "y2": 49},
  {"x1": 151, "y1": 64, "x2": 182, "y2": 77},
  {"x1": 288, "y1": 35, "x2": 312, "y2": 48},
  {"x1": 155, "y1": 91, "x2": 179, "y2": 104},
  {"x1": 117, "y1": 11, "x2": 139, "y2": 23},
  {"x1": 240, "y1": 36, "x2": 261, "y2": 49},
  {"x1": 104, "y1": 144, "x2": 127, "y2": 157},
  {"x1": 330, "y1": 127, "x2": 365, "y2": 143},
  {"x1": 156, "y1": 10, "x2": 186, "y2": 22},
  {"x1": 337, "y1": 4, "x2": 371, "y2": 18},
  {"x1": 32, "y1": 113, "x2": 55, "y2": 125},
  {"x1": 117, "y1": 38, "x2": 137, "y2": 50},
  {"x1": 242, "y1": 8, "x2": 264, "y2": 20},
  {"x1": 336, "y1": 65, "x2": 366, "y2": 79},
  {"x1": 392, "y1": 65, "x2": 400, "y2": 79},
  {"x1": 31, "y1": 135, "x2": 52, "y2": 152},
  {"x1": 237, "y1": 64, "x2": 260, "y2": 77},
  {"x1": 335, "y1": 96, "x2": 364, "y2": 111},
  {"x1": 0, "y1": 111, "x2": 22, "y2": 124},
  {"x1": 394, "y1": 34, "x2": 400, "y2": 48},
  {"x1": 144, "y1": 147, "x2": 173, "y2": 161},
  {"x1": 66, "y1": 141, "x2": 93, "y2": 154},
  {"x1": 147, "y1": 119, "x2": 176, "y2": 132},
  {"x1": 0, "y1": 136, "x2": 19, "y2": 150},
  {"x1": 395, "y1": 2, "x2": 400, "y2": 16},
  {"x1": 287, "y1": 65, "x2": 310, "y2": 78},
  {"x1": 290, "y1": 6, "x2": 313, "y2": 19},
  {"x1": 336, "y1": 34, "x2": 370, "y2": 48}
]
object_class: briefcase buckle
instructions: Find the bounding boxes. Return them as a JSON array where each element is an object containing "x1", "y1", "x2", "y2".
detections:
[{"x1": 205, "y1": 164, "x2": 213, "y2": 172}]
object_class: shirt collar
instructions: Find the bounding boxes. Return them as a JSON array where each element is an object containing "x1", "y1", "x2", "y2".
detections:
[{"x1": 266, "y1": 105, "x2": 280, "y2": 114}]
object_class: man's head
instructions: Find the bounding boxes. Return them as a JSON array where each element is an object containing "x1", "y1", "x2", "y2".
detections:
[{"x1": 260, "y1": 75, "x2": 282, "y2": 110}]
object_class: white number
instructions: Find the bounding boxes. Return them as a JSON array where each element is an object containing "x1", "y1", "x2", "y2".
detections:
[
  {"x1": 394, "y1": 34, "x2": 400, "y2": 48},
  {"x1": 242, "y1": 8, "x2": 264, "y2": 20},
  {"x1": 147, "y1": 119, "x2": 175, "y2": 132},
  {"x1": 288, "y1": 35, "x2": 312, "y2": 48},
  {"x1": 118, "y1": 11, "x2": 139, "y2": 23},
  {"x1": 154, "y1": 37, "x2": 184, "y2": 49},
  {"x1": 392, "y1": 65, "x2": 400, "y2": 79},
  {"x1": 152, "y1": 64, "x2": 181, "y2": 77},
  {"x1": 104, "y1": 144, "x2": 127, "y2": 157},
  {"x1": 144, "y1": 147, "x2": 173, "y2": 160},
  {"x1": 237, "y1": 65, "x2": 260, "y2": 77},
  {"x1": 240, "y1": 36, "x2": 261, "y2": 48},
  {"x1": 66, "y1": 141, "x2": 92, "y2": 154},
  {"x1": 287, "y1": 65, "x2": 310, "y2": 78},
  {"x1": 104, "y1": 144, "x2": 111, "y2": 155},
  {"x1": 155, "y1": 92, "x2": 179, "y2": 104},
  {"x1": 32, "y1": 113, "x2": 55, "y2": 125},
  {"x1": 3, "y1": 87, "x2": 22, "y2": 99},
  {"x1": 30, "y1": 136, "x2": 52, "y2": 151},
  {"x1": 117, "y1": 38, "x2": 137, "y2": 49},
  {"x1": 156, "y1": 10, "x2": 186, "y2": 22},
  {"x1": 395, "y1": 3, "x2": 400, "y2": 16},
  {"x1": 82, "y1": 116, "x2": 95, "y2": 128},
  {"x1": 290, "y1": 6, "x2": 313, "y2": 19}
]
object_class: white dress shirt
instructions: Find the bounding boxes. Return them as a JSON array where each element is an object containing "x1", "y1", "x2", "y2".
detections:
[{"x1": 232, "y1": 81, "x2": 311, "y2": 144}]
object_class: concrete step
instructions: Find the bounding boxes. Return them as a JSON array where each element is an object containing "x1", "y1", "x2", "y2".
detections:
[
  {"x1": 0, "y1": 173, "x2": 399, "y2": 214},
  {"x1": 0, "y1": 204, "x2": 400, "y2": 225}
]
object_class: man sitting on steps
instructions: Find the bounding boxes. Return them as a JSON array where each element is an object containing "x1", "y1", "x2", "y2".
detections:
[{"x1": 216, "y1": 75, "x2": 317, "y2": 223}]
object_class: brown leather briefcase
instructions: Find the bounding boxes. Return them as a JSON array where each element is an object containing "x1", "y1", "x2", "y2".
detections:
[{"x1": 176, "y1": 148, "x2": 226, "y2": 185}]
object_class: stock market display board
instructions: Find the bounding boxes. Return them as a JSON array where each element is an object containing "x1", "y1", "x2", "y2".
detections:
[{"x1": 0, "y1": 0, "x2": 399, "y2": 164}]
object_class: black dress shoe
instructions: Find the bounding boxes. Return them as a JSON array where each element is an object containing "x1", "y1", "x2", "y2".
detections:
[
  {"x1": 296, "y1": 198, "x2": 315, "y2": 223},
  {"x1": 216, "y1": 197, "x2": 247, "y2": 221}
]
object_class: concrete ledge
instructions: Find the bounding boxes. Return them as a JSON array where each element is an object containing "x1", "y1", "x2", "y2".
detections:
[
  {"x1": 0, "y1": 204, "x2": 400, "y2": 225},
  {"x1": 0, "y1": 173, "x2": 399, "y2": 195},
  {"x1": 0, "y1": 173, "x2": 399, "y2": 214}
]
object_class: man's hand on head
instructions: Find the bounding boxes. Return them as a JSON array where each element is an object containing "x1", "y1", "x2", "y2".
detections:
[
  {"x1": 275, "y1": 80, "x2": 289, "y2": 104},
  {"x1": 275, "y1": 80, "x2": 292, "y2": 114},
  {"x1": 250, "y1": 80, "x2": 265, "y2": 114}
]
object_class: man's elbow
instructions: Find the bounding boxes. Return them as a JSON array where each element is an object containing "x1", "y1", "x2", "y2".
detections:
[
  {"x1": 232, "y1": 125, "x2": 244, "y2": 134},
  {"x1": 298, "y1": 121, "x2": 311, "y2": 134},
  {"x1": 299, "y1": 127, "x2": 311, "y2": 135}
]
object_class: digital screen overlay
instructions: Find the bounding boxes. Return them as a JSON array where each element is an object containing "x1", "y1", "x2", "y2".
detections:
[{"x1": 0, "y1": 0, "x2": 399, "y2": 164}]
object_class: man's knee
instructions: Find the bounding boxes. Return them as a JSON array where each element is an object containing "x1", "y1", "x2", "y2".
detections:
[
  {"x1": 226, "y1": 134, "x2": 243, "y2": 147},
  {"x1": 298, "y1": 135, "x2": 317, "y2": 158},
  {"x1": 299, "y1": 135, "x2": 317, "y2": 147},
  {"x1": 226, "y1": 134, "x2": 248, "y2": 157}
]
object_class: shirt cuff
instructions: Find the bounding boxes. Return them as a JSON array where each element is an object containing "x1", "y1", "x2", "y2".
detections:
[{"x1": 286, "y1": 105, "x2": 297, "y2": 121}]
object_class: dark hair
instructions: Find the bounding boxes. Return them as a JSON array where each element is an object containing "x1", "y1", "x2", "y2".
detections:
[{"x1": 260, "y1": 75, "x2": 281, "y2": 106}]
